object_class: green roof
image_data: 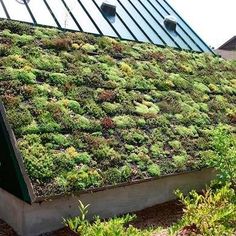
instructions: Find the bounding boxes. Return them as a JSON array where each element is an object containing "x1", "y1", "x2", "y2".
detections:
[{"x1": 0, "y1": 20, "x2": 235, "y2": 198}]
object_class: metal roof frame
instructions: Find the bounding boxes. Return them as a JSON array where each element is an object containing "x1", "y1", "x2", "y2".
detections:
[{"x1": 0, "y1": 0, "x2": 213, "y2": 53}]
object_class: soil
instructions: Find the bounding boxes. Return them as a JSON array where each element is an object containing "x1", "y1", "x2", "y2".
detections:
[
  {"x1": 0, "y1": 200, "x2": 183, "y2": 236},
  {"x1": 0, "y1": 220, "x2": 17, "y2": 236},
  {"x1": 131, "y1": 200, "x2": 184, "y2": 229}
]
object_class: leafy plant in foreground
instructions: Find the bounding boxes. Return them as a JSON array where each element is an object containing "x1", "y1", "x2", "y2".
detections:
[
  {"x1": 205, "y1": 125, "x2": 236, "y2": 187},
  {"x1": 171, "y1": 126, "x2": 236, "y2": 236},
  {"x1": 65, "y1": 200, "x2": 153, "y2": 236},
  {"x1": 171, "y1": 185, "x2": 236, "y2": 236}
]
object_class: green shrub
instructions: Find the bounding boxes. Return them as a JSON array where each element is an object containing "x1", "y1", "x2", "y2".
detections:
[
  {"x1": 38, "y1": 121, "x2": 61, "y2": 133},
  {"x1": 53, "y1": 152, "x2": 76, "y2": 172},
  {"x1": 136, "y1": 118, "x2": 146, "y2": 127},
  {"x1": 172, "y1": 185, "x2": 236, "y2": 236},
  {"x1": 37, "y1": 111, "x2": 61, "y2": 132},
  {"x1": 127, "y1": 77, "x2": 155, "y2": 90},
  {"x1": 208, "y1": 95, "x2": 229, "y2": 111},
  {"x1": 65, "y1": 201, "x2": 152, "y2": 236},
  {"x1": 205, "y1": 126, "x2": 236, "y2": 187},
  {"x1": 222, "y1": 85, "x2": 236, "y2": 95},
  {"x1": 136, "y1": 145, "x2": 149, "y2": 155},
  {"x1": 198, "y1": 102, "x2": 209, "y2": 112},
  {"x1": 97, "y1": 55, "x2": 115, "y2": 65},
  {"x1": 75, "y1": 152, "x2": 92, "y2": 165},
  {"x1": 14, "y1": 34, "x2": 34, "y2": 46}
]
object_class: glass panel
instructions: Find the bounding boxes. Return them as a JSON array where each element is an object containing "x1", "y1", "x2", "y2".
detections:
[
  {"x1": 132, "y1": 0, "x2": 176, "y2": 47},
  {"x1": 147, "y1": 0, "x2": 196, "y2": 50},
  {"x1": 175, "y1": 25, "x2": 200, "y2": 51},
  {"x1": 148, "y1": 0, "x2": 168, "y2": 16},
  {"x1": 80, "y1": 0, "x2": 117, "y2": 37},
  {"x1": 65, "y1": 0, "x2": 99, "y2": 34},
  {"x1": 118, "y1": 0, "x2": 163, "y2": 44},
  {"x1": 0, "y1": 3, "x2": 7, "y2": 19},
  {"x1": 3, "y1": 0, "x2": 33, "y2": 23},
  {"x1": 94, "y1": 0, "x2": 134, "y2": 40},
  {"x1": 28, "y1": 0, "x2": 57, "y2": 27},
  {"x1": 113, "y1": 0, "x2": 149, "y2": 42},
  {"x1": 152, "y1": 0, "x2": 208, "y2": 51},
  {"x1": 143, "y1": 0, "x2": 189, "y2": 49},
  {"x1": 46, "y1": 0, "x2": 79, "y2": 31}
]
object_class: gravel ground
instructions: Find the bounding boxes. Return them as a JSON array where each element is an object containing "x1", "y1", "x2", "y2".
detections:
[{"x1": 0, "y1": 200, "x2": 183, "y2": 236}]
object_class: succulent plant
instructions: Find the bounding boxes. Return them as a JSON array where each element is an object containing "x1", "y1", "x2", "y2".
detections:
[{"x1": 0, "y1": 20, "x2": 235, "y2": 196}]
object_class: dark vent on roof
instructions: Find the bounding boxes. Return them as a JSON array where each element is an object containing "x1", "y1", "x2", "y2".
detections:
[
  {"x1": 164, "y1": 15, "x2": 177, "y2": 31},
  {"x1": 101, "y1": 1, "x2": 116, "y2": 17}
]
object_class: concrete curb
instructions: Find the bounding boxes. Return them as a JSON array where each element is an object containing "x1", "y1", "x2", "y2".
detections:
[{"x1": 0, "y1": 168, "x2": 215, "y2": 236}]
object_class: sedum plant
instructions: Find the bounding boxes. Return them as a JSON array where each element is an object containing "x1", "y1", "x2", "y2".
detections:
[
  {"x1": 172, "y1": 154, "x2": 188, "y2": 169},
  {"x1": 147, "y1": 164, "x2": 161, "y2": 177},
  {"x1": 0, "y1": 20, "x2": 236, "y2": 196}
]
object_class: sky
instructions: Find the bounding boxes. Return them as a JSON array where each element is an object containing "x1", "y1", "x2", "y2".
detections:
[{"x1": 168, "y1": 0, "x2": 236, "y2": 48}]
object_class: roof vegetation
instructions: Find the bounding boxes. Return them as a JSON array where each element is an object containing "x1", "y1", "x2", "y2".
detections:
[{"x1": 0, "y1": 20, "x2": 235, "y2": 197}]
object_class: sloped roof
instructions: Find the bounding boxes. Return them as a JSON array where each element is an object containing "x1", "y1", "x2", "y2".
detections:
[
  {"x1": 0, "y1": 0, "x2": 212, "y2": 53},
  {"x1": 218, "y1": 36, "x2": 236, "y2": 50},
  {"x1": 0, "y1": 20, "x2": 235, "y2": 201}
]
